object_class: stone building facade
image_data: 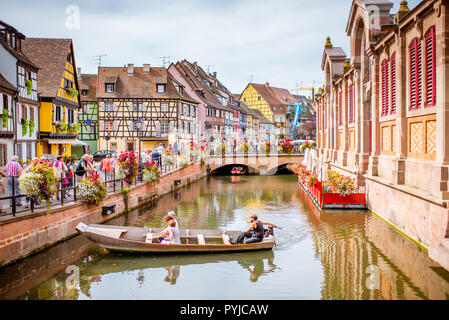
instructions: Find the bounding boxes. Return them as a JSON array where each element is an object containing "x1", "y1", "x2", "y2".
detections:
[{"x1": 315, "y1": 0, "x2": 449, "y2": 270}]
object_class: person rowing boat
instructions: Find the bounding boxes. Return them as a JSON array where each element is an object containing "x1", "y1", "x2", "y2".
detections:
[
  {"x1": 230, "y1": 215, "x2": 281, "y2": 245},
  {"x1": 152, "y1": 214, "x2": 181, "y2": 244}
]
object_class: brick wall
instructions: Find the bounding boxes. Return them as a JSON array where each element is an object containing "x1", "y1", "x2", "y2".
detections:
[{"x1": 0, "y1": 164, "x2": 206, "y2": 267}]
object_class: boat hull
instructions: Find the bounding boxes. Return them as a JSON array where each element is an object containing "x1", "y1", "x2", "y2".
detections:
[{"x1": 77, "y1": 223, "x2": 275, "y2": 254}]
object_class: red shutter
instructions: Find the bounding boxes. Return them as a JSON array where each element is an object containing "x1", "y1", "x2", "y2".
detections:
[
  {"x1": 338, "y1": 92, "x2": 342, "y2": 125},
  {"x1": 381, "y1": 59, "x2": 389, "y2": 116},
  {"x1": 410, "y1": 38, "x2": 422, "y2": 110},
  {"x1": 390, "y1": 53, "x2": 397, "y2": 114},
  {"x1": 349, "y1": 85, "x2": 354, "y2": 123},
  {"x1": 410, "y1": 42, "x2": 416, "y2": 109},
  {"x1": 425, "y1": 27, "x2": 436, "y2": 106}
]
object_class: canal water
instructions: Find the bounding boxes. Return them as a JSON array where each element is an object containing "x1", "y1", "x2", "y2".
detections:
[{"x1": 0, "y1": 175, "x2": 448, "y2": 300}]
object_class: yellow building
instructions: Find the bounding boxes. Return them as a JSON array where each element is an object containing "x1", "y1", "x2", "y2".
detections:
[
  {"x1": 240, "y1": 82, "x2": 295, "y2": 137},
  {"x1": 23, "y1": 38, "x2": 83, "y2": 158}
]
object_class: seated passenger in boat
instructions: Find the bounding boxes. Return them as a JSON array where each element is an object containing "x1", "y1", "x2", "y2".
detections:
[
  {"x1": 152, "y1": 215, "x2": 181, "y2": 244},
  {"x1": 230, "y1": 215, "x2": 280, "y2": 245}
]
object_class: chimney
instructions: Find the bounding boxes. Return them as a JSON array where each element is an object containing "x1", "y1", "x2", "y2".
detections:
[
  {"x1": 77, "y1": 68, "x2": 81, "y2": 80},
  {"x1": 213, "y1": 72, "x2": 217, "y2": 78},
  {"x1": 193, "y1": 61, "x2": 198, "y2": 75},
  {"x1": 143, "y1": 64, "x2": 151, "y2": 73},
  {"x1": 265, "y1": 82, "x2": 270, "y2": 87},
  {"x1": 128, "y1": 63, "x2": 134, "y2": 75}
]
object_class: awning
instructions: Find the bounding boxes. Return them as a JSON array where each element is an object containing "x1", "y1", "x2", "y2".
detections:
[{"x1": 47, "y1": 139, "x2": 88, "y2": 146}]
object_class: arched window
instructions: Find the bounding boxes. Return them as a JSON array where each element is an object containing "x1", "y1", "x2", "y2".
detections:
[{"x1": 424, "y1": 27, "x2": 436, "y2": 107}]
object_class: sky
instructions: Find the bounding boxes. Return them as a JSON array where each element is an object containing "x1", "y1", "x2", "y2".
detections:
[{"x1": 1, "y1": 0, "x2": 421, "y2": 96}]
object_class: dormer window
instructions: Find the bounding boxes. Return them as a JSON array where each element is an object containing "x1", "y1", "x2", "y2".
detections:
[
  {"x1": 81, "y1": 89, "x2": 88, "y2": 96},
  {"x1": 67, "y1": 53, "x2": 71, "y2": 63},
  {"x1": 157, "y1": 84, "x2": 166, "y2": 94},
  {"x1": 106, "y1": 84, "x2": 115, "y2": 93},
  {"x1": 179, "y1": 86, "x2": 183, "y2": 96}
]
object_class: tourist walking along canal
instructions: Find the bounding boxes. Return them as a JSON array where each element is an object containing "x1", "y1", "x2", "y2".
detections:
[{"x1": 0, "y1": 175, "x2": 447, "y2": 300}]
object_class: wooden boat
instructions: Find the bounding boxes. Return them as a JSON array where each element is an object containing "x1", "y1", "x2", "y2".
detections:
[
  {"x1": 231, "y1": 166, "x2": 246, "y2": 175},
  {"x1": 75, "y1": 222, "x2": 275, "y2": 253}
]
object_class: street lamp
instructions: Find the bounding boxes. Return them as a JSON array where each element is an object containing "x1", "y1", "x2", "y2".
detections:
[{"x1": 136, "y1": 118, "x2": 143, "y2": 164}]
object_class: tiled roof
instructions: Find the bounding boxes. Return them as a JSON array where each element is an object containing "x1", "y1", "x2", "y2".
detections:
[
  {"x1": 0, "y1": 36, "x2": 38, "y2": 69},
  {"x1": 249, "y1": 83, "x2": 286, "y2": 114},
  {"x1": 270, "y1": 86, "x2": 296, "y2": 104},
  {"x1": 0, "y1": 72, "x2": 17, "y2": 93},
  {"x1": 251, "y1": 109, "x2": 272, "y2": 124},
  {"x1": 22, "y1": 38, "x2": 73, "y2": 98},
  {"x1": 96, "y1": 66, "x2": 197, "y2": 103},
  {"x1": 78, "y1": 74, "x2": 97, "y2": 102}
]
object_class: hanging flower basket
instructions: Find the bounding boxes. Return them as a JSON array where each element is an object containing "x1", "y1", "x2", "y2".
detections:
[
  {"x1": 18, "y1": 159, "x2": 56, "y2": 210},
  {"x1": 142, "y1": 161, "x2": 161, "y2": 184},
  {"x1": 115, "y1": 151, "x2": 138, "y2": 185},
  {"x1": 28, "y1": 119, "x2": 34, "y2": 136},
  {"x1": 177, "y1": 155, "x2": 189, "y2": 169},
  {"x1": 278, "y1": 139, "x2": 294, "y2": 156},
  {"x1": 77, "y1": 173, "x2": 107, "y2": 205}
]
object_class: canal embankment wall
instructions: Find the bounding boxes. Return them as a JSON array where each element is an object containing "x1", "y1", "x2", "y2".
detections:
[{"x1": 0, "y1": 164, "x2": 207, "y2": 268}]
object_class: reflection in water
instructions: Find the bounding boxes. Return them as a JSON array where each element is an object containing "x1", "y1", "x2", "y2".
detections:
[{"x1": 1, "y1": 176, "x2": 448, "y2": 299}]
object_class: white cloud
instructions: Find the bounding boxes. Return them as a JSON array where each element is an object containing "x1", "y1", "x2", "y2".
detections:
[{"x1": 1, "y1": 0, "x2": 422, "y2": 95}]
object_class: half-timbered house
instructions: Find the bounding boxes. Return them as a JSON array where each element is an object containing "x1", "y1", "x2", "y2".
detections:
[
  {"x1": 96, "y1": 64, "x2": 199, "y2": 154},
  {"x1": 22, "y1": 38, "x2": 83, "y2": 158},
  {"x1": 0, "y1": 21, "x2": 39, "y2": 162},
  {"x1": 75, "y1": 71, "x2": 98, "y2": 157}
]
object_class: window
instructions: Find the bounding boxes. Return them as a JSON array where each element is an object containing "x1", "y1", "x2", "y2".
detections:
[
  {"x1": 0, "y1": 144, "x2": 7, "y2": 167},
  {"x1": 104, "y1": 102, "x2": 113, "y2": 111},
  {"x1": 26, "y1": 71, "x2": 31, "y2": 81},
  {"x1": 258, "y1": 96, "x2": 261, "y2": 101},
  {"x1": 105, "y1": 121, "x2": 113, "y2": 131},
  {"x1": 179, "y1": 86, "x2": 183, "y2": 96},
  {"x1": 181, "y1": 121, "x2": 185, "y2": 132},
  {"x1": 64, "y1": 79, "x2": 73, "y2": 88},
  {"x1": 410, "y1": 38, "x2": 422, "y2": 110},
  {"x1": 349, "y1": 85, "x2": 354, "y2": 123},
  {"x1": 180, "y1": 103, "x2": 184, "y2": 115},
  {"x1": 55, "y1": 105, "x2": 61, "y2": 121},
  {"x1": 391, "y1": 53, "x2": 397, "y2": 114},
  {"x1": 191, "y1": 106, "x2": 196, "y2": 117},
  {"x1": 67, "y1": 53, "x2": 71, "y2": 63},
  {"x1": 161, "y1": 122, "x2": 169, "y2": 136},
  {"x1": 381, "y1": 59, "x2": 390, "y2": 116},
  {"x1": 216, "y1": 109, "x2": 220, "y2": 117},
  {"x1": 187, "y1": 122, "x2": 191, "y2": 134},
  {"x1": 161, "y1": 103, "x2": 169, "y2": 112},
  {"x1": 110, "y1": 142, "x2": 117, "y2": 150},
  {"x1": 106, "y1": 84, "x2": 115, "y2": 93},
  {"x1": 3, "y1": 94, "x2": 8, "y2": 113},
  {"x1": 67, "y1": 109, "x2": 74, "y2": 123},
  {"x1": 157, "y1": 84, "x2": 166, "y2": 93},
  {"x1": 425, "y1": 27, "x2": 436, "y2": 107},
  {"x1": 26, "y1": 142, "x2": 32, "y2": 160},
  {"x1": 133, "y1": 103, "x2": 138, "y2": 112},
  {"x1": 81, "y1": 90, "x2": 88, "y2": 96}
]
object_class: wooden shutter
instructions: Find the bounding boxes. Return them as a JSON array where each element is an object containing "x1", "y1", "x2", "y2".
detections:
[
  {"x1": 349, "y1": 85, "x2": 354, "y2": 123},
  {"x1": 381, "y1": 59, "x2": 389, "y2": 116},
  {"x1": 391, "y1": 53, "x2": 397, "y2": 114},
  {"x1": 338, "y1": 92, "x2": 342, "y2": 125},
  {"x1": 425, "y1": 27, "x2": 436, "y2": 107},
  {"x1": 410, "y1": 38, "x2": 422, "y2": 110}
]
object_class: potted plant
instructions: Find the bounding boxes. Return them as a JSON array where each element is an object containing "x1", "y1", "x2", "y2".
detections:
[
  {"x1": 2, "y1": 108, "x2": 8, "y2": 128},
  {"x1": 28, "y1": 119, "x2": 34, "y2": 136},
  {"x1": 21, "y1": 118, "x2": 28, "y2": 136},
  {"x1": 25, "y1": 80, "x2": 32, "y2": 95}
]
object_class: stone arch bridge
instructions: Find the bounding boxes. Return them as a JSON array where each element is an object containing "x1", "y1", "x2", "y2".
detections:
[{"x1": 206, "y1": 154, "x2": 304, "y2": 175}]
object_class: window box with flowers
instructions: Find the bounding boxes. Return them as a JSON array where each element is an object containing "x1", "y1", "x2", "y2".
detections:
[{"x1": 68, "y1": 123, "x2": 79, "y2": 133}]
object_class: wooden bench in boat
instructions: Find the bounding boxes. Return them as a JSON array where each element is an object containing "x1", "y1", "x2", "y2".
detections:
[
  {"x1": 197, "y1": 234, "x2": 206, "y2": 245},
  {"x1": 222, "y1": 233, "x2": 231, "y2": 245}
]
